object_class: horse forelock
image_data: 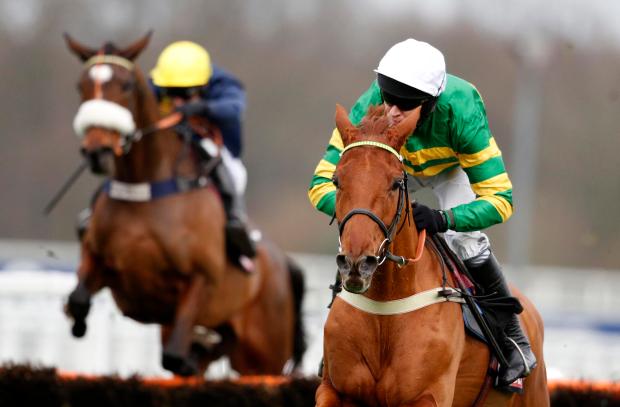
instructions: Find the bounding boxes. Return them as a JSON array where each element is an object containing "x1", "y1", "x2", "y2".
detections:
[
  {"x1": 348, "y1": 105, "x2": 407, "y2": 153},
  {"x1": 356, "y1": 105, "x2": 390, "y2": 142},
  {"x1": 101, "y1": 42, "x2": 120, "y2": 55}
]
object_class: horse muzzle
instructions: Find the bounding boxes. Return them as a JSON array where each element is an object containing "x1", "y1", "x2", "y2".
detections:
[
  {"x1": 79, "y1": 126, "x2": 127, "y2": 175},
  {"x1": 81, "y1": 147, "x2": 115, "y2": 176},
  {"x1": 336, "y1": 254, "x2": 378, "y2": 294}
]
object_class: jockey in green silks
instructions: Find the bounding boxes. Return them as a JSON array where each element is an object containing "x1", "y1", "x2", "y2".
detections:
[{"x1": 309, "y1": 38, "x2": 537, "y2": 387}]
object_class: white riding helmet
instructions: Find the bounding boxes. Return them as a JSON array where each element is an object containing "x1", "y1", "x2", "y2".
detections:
[{"x1": 374, "y1": 39, "x2": 447, "y2": 97}]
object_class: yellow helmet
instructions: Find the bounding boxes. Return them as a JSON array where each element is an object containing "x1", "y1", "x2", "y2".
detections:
[{"x1": 151, "y1": 41, "x2": 212, "y2": 88}]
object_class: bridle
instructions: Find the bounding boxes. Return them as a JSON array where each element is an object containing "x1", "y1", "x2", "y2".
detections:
[
  {"x1": 334, "y1": 141, "x2": 426, "y2": 267},
  {"x1": 80, "y1": 53, "x2": 183, "y2": 154}
]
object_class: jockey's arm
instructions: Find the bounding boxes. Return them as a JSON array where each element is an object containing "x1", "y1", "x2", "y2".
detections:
[
  {"x1": 202, "y1": 67, "x2": 246, "y2": 124},
  {"x1": 308, "y1": 127, "x2": 341, "y2": 216},
  {"x1": 196, "y1": 67, "x2": 246, "y2": 157},
  {"x1": 446, "y1": 86, "x2": 514, "y2": 232},
  {"x1": 308, "y1": 82, "x2": 383, "y2": 216}
]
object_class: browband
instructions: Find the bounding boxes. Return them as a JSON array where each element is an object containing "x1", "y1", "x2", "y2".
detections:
[
  {"x1": 341, "y1": 140, "x2": 402, "y2": 162},
  {"x1": 84, "y1": 55, "x2": 134, "y2": 71}
]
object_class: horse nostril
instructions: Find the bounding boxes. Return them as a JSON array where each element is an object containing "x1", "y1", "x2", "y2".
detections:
[
  {"x1": 357, "y1": 256, "x2": 378, "y2": 276},
  {"x1": 336, "y1": 254, "x2": 352, "y2": 273}
]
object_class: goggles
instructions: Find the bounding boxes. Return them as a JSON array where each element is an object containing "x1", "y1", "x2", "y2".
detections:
[
  {"x1": 160, "y1": 86, "x2": 201, "y2": 100},
  {"x1": 381, "y1": 90, "x2": 429, "y2": 111}
]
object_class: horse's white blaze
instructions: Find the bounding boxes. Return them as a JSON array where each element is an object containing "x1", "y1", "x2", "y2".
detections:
[
  {"x1": 73, "y1": 99, "x2": 136, "y2": 138},
  {"x1": 88, "y1": 64, "x2": 114, "y2": 83}
]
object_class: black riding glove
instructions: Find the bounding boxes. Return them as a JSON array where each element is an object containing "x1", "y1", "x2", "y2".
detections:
[
  {"x1": 412, "y1": 202, "x2": 448, "y2": 235},
  {"x1": 176, "y1": 100, "x2": 211, "y2": 118}
]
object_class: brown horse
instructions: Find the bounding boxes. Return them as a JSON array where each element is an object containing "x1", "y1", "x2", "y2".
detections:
[
  {"x1": 315, "y1": 105, "x2": 548, "y2": 406},
  {"x1": 63, "y1": 33, "x2": 305, "y2": 376}
]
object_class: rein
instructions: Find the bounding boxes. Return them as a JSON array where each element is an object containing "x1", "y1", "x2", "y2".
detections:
[
  {"x1": 132, "y1": 111, "x2": 184, "y2": 142},
  {"x1": 335, "y1": 141, "x2": 426, "y2": 267}
]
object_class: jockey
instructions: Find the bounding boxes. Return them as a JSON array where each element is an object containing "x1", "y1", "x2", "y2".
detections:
[
  {"x1": 308, "y1": 38, "x2": 536, "y2": 386},
  {"x1": 150, "y1": 41, "x2": 255, "y2": 259}
]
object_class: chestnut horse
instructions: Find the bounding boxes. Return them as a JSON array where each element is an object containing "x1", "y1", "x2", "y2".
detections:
[
  {"x1": 63, "y1": 33, "x2": 305, "y2": 376},
  {"x1": 315, "y1": 105, "x2": 548, "y2": 406}
]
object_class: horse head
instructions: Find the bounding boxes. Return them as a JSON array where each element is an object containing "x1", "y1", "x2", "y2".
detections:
[
  {"x1": 333, "y1": 103, "x2": 421, "y2": 293},
  {"x1": 65, "y1": 32, "x2": 157, "y2": 176}
]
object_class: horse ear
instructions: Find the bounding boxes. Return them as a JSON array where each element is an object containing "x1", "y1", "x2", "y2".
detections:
[
  {"x1": 64, "y1": 32, "x2": 97, "y2": 62},
  {"x1": 118, "y1": 30, "x2": 153, "y2": 61},
  {"x1": 388, "y1": 107, "x2": 422, "y2": 147},
  {"x1": 335, "y1": 104, "x2": 357, "y2": 146}
]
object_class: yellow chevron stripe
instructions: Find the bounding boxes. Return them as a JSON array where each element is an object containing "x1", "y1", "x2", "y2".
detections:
[
  {"x1": 329, "y1": 128, "x2": 344, "y2": 151},
  {"x1": 471, "y1": 173, "x2": 512, "y2": 196},
  {"x1": 314, "y1": 159, "x2": 336, "y2": 179},
  {"x1": 458, "y1": 137, "x2": 501, "y2": 168},
  {"x1": 405, "y1": 161, "x2": 459, "y2": 177},
  {"x1": 479, "y1": 195, "x2": 513, "y2": 222},
  {"x1": 402, "y1": 146, "x2": 456, "y2": 166},
  {"x1": 309, "y1": 181, "x2": 336, "y2": 207}
]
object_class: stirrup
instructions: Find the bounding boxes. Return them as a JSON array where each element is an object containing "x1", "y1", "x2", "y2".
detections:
[
  {"x1": 506, "y1": 337, "x2": 531, "y2": 377},
  {"x1": 498, "y1": 337, "x2": 537, "y2": 387}
]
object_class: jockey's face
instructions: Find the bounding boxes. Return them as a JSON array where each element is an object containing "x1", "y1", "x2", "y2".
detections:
[
  {"x1": 160, "y1": 86, "x2": 201, "y2": 107},
  {"x1": 171, "y1": 94, "x2": 200, "y2": 108},
  {"x1": 384, "y1": 103, "x2": 422, "y2": 127}
]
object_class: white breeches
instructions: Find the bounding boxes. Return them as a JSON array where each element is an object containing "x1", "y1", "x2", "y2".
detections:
[
  {"x1": 219, "y1": 147, "x2": 247, "y2": 196},
  {"x1": 408, "y1": 167, "x2": 491, "y2": 266},
  {"x1": 199, "y1": 139, "x2": 247, "y2": 195}
]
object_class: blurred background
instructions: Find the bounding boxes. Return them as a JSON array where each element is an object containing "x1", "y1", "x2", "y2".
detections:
[{"x1": 0, "y1": 0, "x2": 618, "y2": 382}]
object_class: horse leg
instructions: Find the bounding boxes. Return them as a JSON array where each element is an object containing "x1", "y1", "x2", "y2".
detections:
[
  {"x1": 65, "y1": 241, "x2": 104, "y2": 338},
  {"x1": 315, "y1": 381, "x2": 362, "y2": 406},
  {"x1": 316, "y1": 380, "x2": 343, "y2": 407},
  {"x1": 228, "y1": 252, "x2": 295, "y2": 375},
  {"x1": 313, "y1": 354, "x2": 344, "y2": 407},
  {"x1": 188, "y1": 323, "x2": 237, "y2": 374},
  {"x1": 399, "y1": 398, "x2": 438, "y2": 407},
  {"x1": 161, "y1": 274, "x2": 206, "y2": 376}
]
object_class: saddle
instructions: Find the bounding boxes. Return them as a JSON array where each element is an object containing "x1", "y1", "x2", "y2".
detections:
[{"x1": 429, "y1": 235, "x2": 525, "y2": 394}]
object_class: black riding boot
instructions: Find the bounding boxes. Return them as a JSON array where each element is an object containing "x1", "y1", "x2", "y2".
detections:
[
  {"x1": 466, "y1": 253, "x2": 537, "y2": 387},
  {"x1": 212, "y1": 162, "x2": 256, "y2": 259}
]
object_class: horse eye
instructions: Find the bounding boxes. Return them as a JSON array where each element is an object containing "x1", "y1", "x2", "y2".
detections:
[
  {"x1": 332, "y1": 176, "x2": 340, "y2": 188},
  {"x1": 121, "y1": 80, "x2": 134, "y2": 92},
  {"x1": 391, "y1": 179, "x2": 402, "y2": 191}
]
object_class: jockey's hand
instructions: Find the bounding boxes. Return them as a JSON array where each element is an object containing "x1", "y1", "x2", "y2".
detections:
[
  {"x1": 176, "y1": 100, "x2": 211, "y2": 118},
  {"x1": 412, "y1": 202, "x2": 448, "y2": 235}
]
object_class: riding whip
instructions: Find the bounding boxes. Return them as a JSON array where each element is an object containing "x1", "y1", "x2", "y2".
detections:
[
  {"x1": 43, "y1": 160, "x2": 89, "y2": 215},
  {"x1": 431, "y1": 234, "x2": 510, "y2": 367}
]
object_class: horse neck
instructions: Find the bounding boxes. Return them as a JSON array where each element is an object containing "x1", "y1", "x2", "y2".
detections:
[
  {"x1": 365, "y1": 219, "x2": 444, "y2": 302},
  {"x1": 114, "y1": 68, "x2": 184, "y2": 183}
]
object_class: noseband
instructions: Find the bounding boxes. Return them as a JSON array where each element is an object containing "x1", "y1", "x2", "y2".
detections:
[{"x1": 335, "y1": 141, "x2": 424, "y2": 266}]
